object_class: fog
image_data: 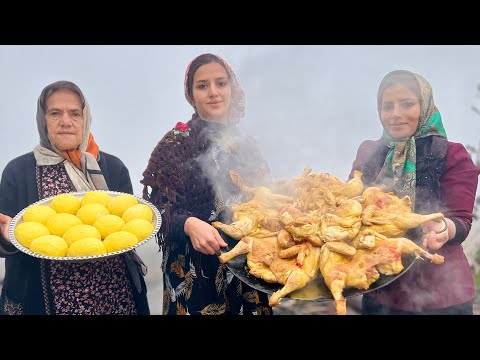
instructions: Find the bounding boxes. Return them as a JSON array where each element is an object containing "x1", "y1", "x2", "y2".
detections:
[{"x1": 1, "y1": 45, "x2": 480, "y2": 314}]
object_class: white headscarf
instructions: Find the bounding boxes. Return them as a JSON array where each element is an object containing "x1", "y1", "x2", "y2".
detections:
[{"x1": 33, "y1": 81, "x2": 108, "y2": 191}]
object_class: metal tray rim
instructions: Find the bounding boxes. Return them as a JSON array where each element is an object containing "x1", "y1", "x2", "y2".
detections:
[{"x1": 8, "y1": 190, "x2": 161, "y2": 263}]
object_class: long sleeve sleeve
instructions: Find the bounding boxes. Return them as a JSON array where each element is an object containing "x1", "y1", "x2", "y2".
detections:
[
  {"x1": 98, "y1": 151, "x2": 133, "y2": 194},
  {"x1": 348, "y1": 140, "x2": 388, "y2": 184},
  {"x1": 117, "y1": 163, "x2": 134, "y2": 195},
  {"x1": 171, "y1": 214, "x2": 189, "y2": 248},
  {"x1": 0, "y1": 162, "x2": 21, "y2": 256},
  {"x1": 441, "y1": 142, "x2": 480, "y2": 245},
  {"x1": 349, "y1": 140, "x2": 373, "y2": 179}
]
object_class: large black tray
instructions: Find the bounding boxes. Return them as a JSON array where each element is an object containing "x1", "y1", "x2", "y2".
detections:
[{"x1": 219, "y1": 231, "x2": 416, "y2": 301}]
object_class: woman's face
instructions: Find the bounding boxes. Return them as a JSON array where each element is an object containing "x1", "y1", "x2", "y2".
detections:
[
  {"x1": 45, "y1": 90, "x2": 84, "y2": 151},
  {"x1": 380, "y1": 84, "x2": 421, "y2": 140},
  {"x1": 192, "y1": 62, "x2": 232, "y2": 123}
]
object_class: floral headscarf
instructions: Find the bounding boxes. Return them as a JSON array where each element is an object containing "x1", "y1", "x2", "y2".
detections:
[
  {"x1": 375, "y1": 70, "x2": 447, "y2": 206},
  {"x1": 184, "y1": 53, "x2": 245, "y2": 124}
]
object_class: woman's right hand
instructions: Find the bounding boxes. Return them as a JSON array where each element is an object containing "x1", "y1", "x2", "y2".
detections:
[
  {"x1": 0, "y1": 213, "x2": 12, "y2": 243},
  {"x1": 184, "y1": 217, "x2": 228, "y2": 255}
]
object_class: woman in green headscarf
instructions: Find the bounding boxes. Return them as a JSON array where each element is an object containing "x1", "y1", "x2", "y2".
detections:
[{"x1": 349, "y1": 70, "x2": 479, "y2": 314}]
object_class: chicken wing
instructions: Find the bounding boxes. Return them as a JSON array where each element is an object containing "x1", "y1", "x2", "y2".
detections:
[{"x1": 360, "y1": 187, "x2": 444, "y2": 236}]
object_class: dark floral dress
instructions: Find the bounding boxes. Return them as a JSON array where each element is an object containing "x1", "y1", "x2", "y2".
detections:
[
  {"x1": 163, "y1": 241, "x2": 271, "y2": 315},
  {"x1": 143, "y1": 117, "x2": 272, "y2": 315},
  {"x1": 37, "y1": 164, "x2": 138, "y2": 315}
]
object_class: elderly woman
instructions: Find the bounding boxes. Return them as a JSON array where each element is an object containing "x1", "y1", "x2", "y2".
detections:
[
  {"x1": 0, "y1": 80, "x2": 149, "y2": 315},
  {"x1": 349, "y1": 70, "x2": 479, "y2": 315},
  {"x1": 141, "y1": 53, "x2": 272, "y2": 315}
]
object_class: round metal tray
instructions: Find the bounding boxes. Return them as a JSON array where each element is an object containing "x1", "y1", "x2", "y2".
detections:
[
  {"x1": 8, "y1": 191, "x2": 161, "y2": 263},
  {"x1": 220, "y1": 231, "x2": 416, "y2": 301}
]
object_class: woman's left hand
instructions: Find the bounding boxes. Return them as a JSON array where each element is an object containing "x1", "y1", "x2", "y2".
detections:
[
  {"x1": 421, "y1": 218, "x2": 453, "y2": 251},
  {"x1": 0, "y1": 213, "x2": 12, "y2": 243}
]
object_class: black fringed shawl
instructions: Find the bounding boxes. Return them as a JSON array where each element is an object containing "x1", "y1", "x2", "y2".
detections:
[{"x1": 141, "y1": 114, "x2": 269, "y2": 251}]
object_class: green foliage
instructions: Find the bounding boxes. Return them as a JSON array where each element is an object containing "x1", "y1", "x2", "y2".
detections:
[
  {"x1": 468, "y1": 89, "x2": 480, "y2": 277},
  {"x1": 474, "y1": 249, "x2": 480, "y2": 289},
  {"x1": 466, "y1": 144, "x2": 480, "y2": 221},
  {"x1": 473, "y1": 267, "x2": 480, "y2": 289}
]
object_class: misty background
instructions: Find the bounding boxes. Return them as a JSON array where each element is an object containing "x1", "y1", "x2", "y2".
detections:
[{"x1": 1, "y1": 45, "x2": 480, "y2": 314}]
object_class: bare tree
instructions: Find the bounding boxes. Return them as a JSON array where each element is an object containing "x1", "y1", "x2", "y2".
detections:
[
  {"x1": 466, "y1": 84, "x2": 480, "y2": 291},
  {"x1": 466, "y1": 83, "x2": 480, "y2": 219}
]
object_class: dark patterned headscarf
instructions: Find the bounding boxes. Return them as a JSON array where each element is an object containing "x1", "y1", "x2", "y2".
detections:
[{"x1": 375, "y1": 70, "x2": 447, "y2": 206}]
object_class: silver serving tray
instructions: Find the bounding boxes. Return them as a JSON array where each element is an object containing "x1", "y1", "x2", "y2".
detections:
[{"x1": 8, "y1": 191, "x2": 161, "y2": 263}]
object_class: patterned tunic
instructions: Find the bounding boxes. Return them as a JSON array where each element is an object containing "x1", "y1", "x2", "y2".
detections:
[
  {"x1": 163, "y1": 241, "x2": 271, "y2": 315},
  {"x1": 35, "y1": 164, "x2": 137, "y2": 315}
]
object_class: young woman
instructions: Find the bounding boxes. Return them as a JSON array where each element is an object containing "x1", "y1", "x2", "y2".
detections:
[
  {"x1": 142, "y1": 54, "x2": 272, "y2": 315},
  {"x1": 350, "y1": 70, "x2": 479, "y2": 315}
]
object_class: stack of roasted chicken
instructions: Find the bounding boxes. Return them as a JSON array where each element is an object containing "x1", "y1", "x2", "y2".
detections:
[{"x1": 214, "y1": 168, "x2": 444, "y2": 315}]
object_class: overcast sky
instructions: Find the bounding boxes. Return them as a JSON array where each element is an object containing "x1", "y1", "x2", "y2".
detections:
[{"x1": 2, "y1": 45, "x2": 480, "y2": 197}]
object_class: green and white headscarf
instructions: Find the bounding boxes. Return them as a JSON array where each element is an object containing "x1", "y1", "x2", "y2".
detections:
[{"x1": 375, "y1": 70, "x2": 447, "y2": 207}]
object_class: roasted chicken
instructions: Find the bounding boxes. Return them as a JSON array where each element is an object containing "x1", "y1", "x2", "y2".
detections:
[
  {"x1": 360, "y1": 186, "x2": 444, "y2": 236},
  {"x1": 215, "y1": 168, "x2": 446, "y2": 314},
  {"x1": 218, "y1": 234, "x2": 322, "y2": 307},
  {"x1": 320, "y1": 230, "x2": 444, "y2": 315}
]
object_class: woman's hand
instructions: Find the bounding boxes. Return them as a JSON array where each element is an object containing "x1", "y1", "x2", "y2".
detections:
[
  {"x1": 421, "y1": 218, "x2": 455, "y2": 251},
  {"x1": 184, "y1": 217, "x2": 228, "y2": 255},
  {"x1": 0, "y1": 213, "x2": 12, "y2": 243}
]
